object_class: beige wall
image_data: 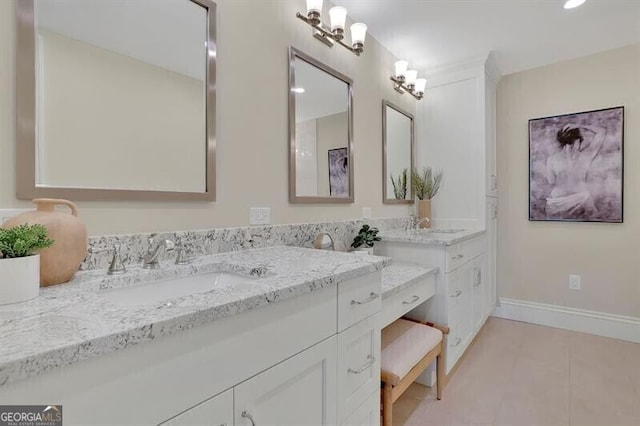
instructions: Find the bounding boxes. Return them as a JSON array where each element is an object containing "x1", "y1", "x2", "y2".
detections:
[
  {"x1": 0, "y1": 0, "x2": 415, "y2": 235},
  {"x1": 497, "y1": 43, "x2": 640, "y2": 318},
  {"x1": 38, "y1": 30, "x2": 205, "y2": 192}
]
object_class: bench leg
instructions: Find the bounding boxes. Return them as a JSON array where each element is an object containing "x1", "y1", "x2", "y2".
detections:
[
  {"x1": 382, "y1": 382, "x2": 393, "y2": 426},
  {"x1": 436, "y1": 351, "x2": 444, "y2": 400}
]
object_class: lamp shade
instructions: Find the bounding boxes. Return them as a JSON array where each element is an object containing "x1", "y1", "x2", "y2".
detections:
[
  {"x1": 395, "y1": 60, "x2": 408, "y2": 78},
  {"x1": 306, "y1": 0, "x2": 323, "y2": 13},
  {"x1": 350, "y1": 23, "x2": 367, "y2": 45},
  {"x1": 329, "y1": 6, "x2": 347, "y2": 31},
  {"x1": 405, "y1": 70, "x2": 418, "y2": 86},
  {"x1": 414, "y1": 78, "x2": 427, "y2": 94}
]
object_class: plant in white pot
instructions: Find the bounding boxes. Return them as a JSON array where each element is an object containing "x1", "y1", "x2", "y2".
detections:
[
  {"x1": 0, "y1": 224, "x2": 54, "y2": 305},
  {"x1": 411, "y1": 167, "x2": 443, "y2": 229},
  {"x1": 351, "y1": 224, "x2": 381, "y2": 255}
]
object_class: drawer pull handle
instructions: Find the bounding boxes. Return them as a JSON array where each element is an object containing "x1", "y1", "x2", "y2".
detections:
[
  {"x1": 450, "y1": 337, "x2": 462, "y2": 348},
  {"x1": 450, "y1": 290, "x2": 463, "y2": 298},
  {"x1": 402, "y1": 295, "x2": 420, "y2": 305},
  {"x1": 452, "y1": 254, "x2": 464, "y2": 260},
  {"x1": 242, "y1": 411, "x2": 256, "y2": 426},
  {"x1": 351, "y1": 292, "x2": 379, "y2": 305},
  {"x1": 348, "y1": 355, "x2": 376, "y2": 374}
]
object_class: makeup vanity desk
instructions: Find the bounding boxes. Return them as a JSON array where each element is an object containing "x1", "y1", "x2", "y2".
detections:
[{"x1": 380, "y1": 263, "x2": 438, "y2": 327}]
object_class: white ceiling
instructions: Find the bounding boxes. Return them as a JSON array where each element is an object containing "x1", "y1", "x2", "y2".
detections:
[{"x1": 334, "y1": 0, "x2": 640, "y2": 75}]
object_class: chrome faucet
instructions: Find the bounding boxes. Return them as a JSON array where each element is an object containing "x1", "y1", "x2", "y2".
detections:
[
  {"x1": 406, "y1": 216, "x2": 431, "y2": 232},
  {"x1": 143, "y1": 237, "x2": 175, "y2": 269}
]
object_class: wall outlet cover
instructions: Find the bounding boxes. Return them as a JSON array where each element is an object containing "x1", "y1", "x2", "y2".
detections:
[
  {"x1": 0, "y1": 209, "x2": 30, "y2": 225},
  {"x1": 569, "y1": 274, "x2": 581, "y2": 290},
  {"x1": 249, "y1": 207, "x2": 271, "y2": 225},
  {"x1": 362, "y1": 207, "x2": 372, "y2": 219}
]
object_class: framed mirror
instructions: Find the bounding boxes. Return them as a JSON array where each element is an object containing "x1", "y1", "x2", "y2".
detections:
[
  {"x1": 382, "y1": 100, "x2": 414, "y2": 204},
  {"x1": 289, "y1": 47, "x2": 353, "y2": 203},
  {"x1": 16, "y1": 0, "x2": 216, "y2": 201}
]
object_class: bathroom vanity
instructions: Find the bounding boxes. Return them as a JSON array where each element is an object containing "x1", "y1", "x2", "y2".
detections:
[
  {"x1": 0, "y1": 247, "x2": 387, "y2": 425},
  {"x1": 377, "y1": 229, "x2": 494, "y2": 374}
]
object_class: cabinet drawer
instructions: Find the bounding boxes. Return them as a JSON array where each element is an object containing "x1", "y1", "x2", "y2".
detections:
[
  {"x1": 445, "y1": 235, "x2": 485, "y2": 272},
  {"x1": 341, "y1": 388, "x2": 380, "y2": 426},
  {"x1": 338, "y1": 271, "x2": 382, "y2": 332},
  {"x1": 337, "y1": 315, "x2": 380, "y2": 423},
  {"x1": 380, "y1": 275, "x2": 436, "y2": 328}
]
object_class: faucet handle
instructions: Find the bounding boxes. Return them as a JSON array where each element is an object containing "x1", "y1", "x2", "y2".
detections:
[
  {"x1": 174, "y1": 241, "x2": 189, "y2": 265},
  {"x1": 88, "y1": 244, "x2": 126, "y2": 275}
]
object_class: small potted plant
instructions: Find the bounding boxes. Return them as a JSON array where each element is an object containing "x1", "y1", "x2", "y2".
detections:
[
  {"x1": 351, "y1": 224, "x2": 381, "y2": 255},
  {"x1": 411, "y1": 167, "x2": 443, "y2": 229},
  {"x1": 0, "y1": 224, "x2": 54, "y2": 305}
]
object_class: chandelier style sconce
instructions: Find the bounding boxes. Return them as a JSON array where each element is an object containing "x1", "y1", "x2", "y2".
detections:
[
  {"x1": 390, "y1": 60, "x2": 427, "y2": 100},
  {"x1": 296, "y1": 0, "x2": 368, "y2": 56}
]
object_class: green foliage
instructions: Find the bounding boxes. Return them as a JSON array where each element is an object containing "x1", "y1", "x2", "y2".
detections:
[
  {"x1": 0, "y1": 224, "x2": 54, "y2": 258},
  {"x1": 351, "y1": 224, "x2": 381, "y2": 249},
  {"x1": 390, "y1": 168, "x2": 408, "y2": 200},
  {"x1": 411, "y1": 167, "x2": 443, "y2": 200}
]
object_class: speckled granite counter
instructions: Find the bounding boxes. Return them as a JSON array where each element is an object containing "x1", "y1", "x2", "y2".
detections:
[
  {"x1": 381, "y1": 263, "x2": 438, "y2": 299},
  {"x1": 0, "y1": 246, "x2": 390, "y2": 387},
  {"x1": 380, "y1": 229, "x2": 485, "y2": 246}
]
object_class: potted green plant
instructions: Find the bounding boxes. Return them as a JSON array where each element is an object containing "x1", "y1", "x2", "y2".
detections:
[
  {"x1": 411, "y1": 167, "x2": 443, "y2": 229},
  {"x1": 351, "y1": 224, "x2": 381, "y2": 255},
  {"x1": 0, "y1": 224, "x2": 54, "y2": 305},
  {"x1": 390, "y1": 168, "x2": 408, "y2": 200}
]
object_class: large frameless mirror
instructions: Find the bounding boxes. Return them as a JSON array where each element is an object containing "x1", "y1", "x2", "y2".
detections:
[
  {"x1": 382, "y1": 100, "x2": 414, "y2": 204},
  {"x1": 289, "y1": 47, "x2": 353, "y2": 203},
  {"x1": 16, "y1": 0, "x2": 216, "y2": 201}
]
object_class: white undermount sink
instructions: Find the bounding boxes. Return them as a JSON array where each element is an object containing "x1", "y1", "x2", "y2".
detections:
[
  {"x1": 102, "y1": 272, "x2": 257, "y2": 307},
  {"x1": 415, "y1": 228, "x2": 466, "y2": 234}
]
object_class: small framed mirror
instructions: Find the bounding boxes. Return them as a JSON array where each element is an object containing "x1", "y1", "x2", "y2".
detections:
[
  {"x1": 382, "y1": 100, "x2": 414, "y2": 204},
  {"x1": 289, "y1": 47, "x2": 353, "y2": 203}
]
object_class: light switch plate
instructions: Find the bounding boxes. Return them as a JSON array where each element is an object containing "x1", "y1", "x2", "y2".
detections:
[
  {"x1": 250, "y1": 207, "x2": 271, "y2": 225},
  {"x1": 0, "y1": 209, "x2": 29, "y2": 224}
]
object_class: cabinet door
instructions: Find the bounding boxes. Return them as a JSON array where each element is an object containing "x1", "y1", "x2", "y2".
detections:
[
  {"x1": 471, "y1": 255, "x2": 486, "y2": 332},
  {"x1": 161, "y1": 388, "x2": 233, "y2": 426},
  {"x1": 341, "y1": 389, "x2": 380, "y2": 426},
  {"x1": 235, "y1": 336, "x2": 337, "y2": 426}
]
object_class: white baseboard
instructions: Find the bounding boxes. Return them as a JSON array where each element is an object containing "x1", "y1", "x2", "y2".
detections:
[{"x1": 492, "y1": 298, "x2": 640, "y2": 343}]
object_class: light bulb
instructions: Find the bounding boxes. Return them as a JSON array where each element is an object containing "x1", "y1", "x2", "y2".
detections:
[
  {"x1": 306, "y1": 0, "x2": 323, "y2": 14},
  {"x1": 405, "y1": 70, "x2": 418, "y2": 86},
  {"x1": 329, "y1": 6, "x2": 347, "y2": 32},
  {"x1": 350, "y1": 23, "x2": 367, "y2": 45},
  {"x1": 564, "y1": 0, "x2": 586, "y2": 9},
  {"x1": 395, "y1": 60, "x2": 408, "y2": 78}
]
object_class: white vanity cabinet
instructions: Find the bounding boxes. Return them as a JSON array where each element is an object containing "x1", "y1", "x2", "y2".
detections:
[
  {"x1": 377, "y1": 234, "x2": 488, "y2": 374},
  {"x1": 162, "y1": 389, "x2": 233, "y2": 426},
  {"x1": 0, "y1": 271, "x2": 382, "y2": 426}
]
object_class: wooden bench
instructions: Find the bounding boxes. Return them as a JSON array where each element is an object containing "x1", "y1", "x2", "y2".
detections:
[{"x1": 380, "y1": 318, "x2": 449, "y2": 426}]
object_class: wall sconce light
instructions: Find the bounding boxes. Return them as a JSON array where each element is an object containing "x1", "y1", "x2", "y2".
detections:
[
  {"x1": 390, "y1": 60, "x2": 426, "y2": 100},
  {"x1": 296, "y1": 0, "x2": 368, "y2": 56}
]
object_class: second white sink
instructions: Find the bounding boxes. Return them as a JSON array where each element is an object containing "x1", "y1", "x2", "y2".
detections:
[{"x1": 102, "y1": 272, "x2": 257, "y2": 307}]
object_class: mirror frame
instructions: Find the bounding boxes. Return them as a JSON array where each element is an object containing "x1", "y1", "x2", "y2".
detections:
[
  {"x1": 382, "y1": 99, "x2": 415, "y2": 204},
  {"x1": 15, "y1": 0, "x2": 217, "y2": 201},
  {"x1": 288, "y1": 47, "x2": 354, "y2": 204}
]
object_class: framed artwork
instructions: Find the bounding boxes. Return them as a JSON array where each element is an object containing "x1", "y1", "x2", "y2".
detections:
[
  {"x1": 328, "y1": 147, "x2": 349, "y2": 197},
  {"x1": 529, "y1": 106, "x2": 623, "y2": 223}
]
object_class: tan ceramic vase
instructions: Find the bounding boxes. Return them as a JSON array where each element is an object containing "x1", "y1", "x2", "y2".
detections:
[
  {"x1": 417, "y1": 199, "x2": 432, "y2": 229},
  {"x1": 3, "y1": 199, "x2": 87, "y2": 286}
]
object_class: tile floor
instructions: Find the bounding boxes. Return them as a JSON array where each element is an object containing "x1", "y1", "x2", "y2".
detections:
[{"x1": 393, "y1": 317, "x2": 640, "y2": 426}]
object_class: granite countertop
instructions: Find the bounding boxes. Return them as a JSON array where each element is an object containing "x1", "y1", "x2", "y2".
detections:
[
  {"x1": 379, "y1": 228, "x2": 486, "y2": 246},
  {"x1": 381, "y1": 263, "x2": 438, "y2": 299},
  {"x1": 0, "y1": 246, "x2": 390, "y2": 388}
]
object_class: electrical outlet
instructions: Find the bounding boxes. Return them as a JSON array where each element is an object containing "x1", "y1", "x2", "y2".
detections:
[
  {"x1": 362, "y1": 207, "x2": 372, "y2": 219},
  {"x1": 249, "y1": 207, "x2": 271, "y2": 225},
  {"x1": 569, "y1": 274, "x2": 581, "y2": 290}
]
